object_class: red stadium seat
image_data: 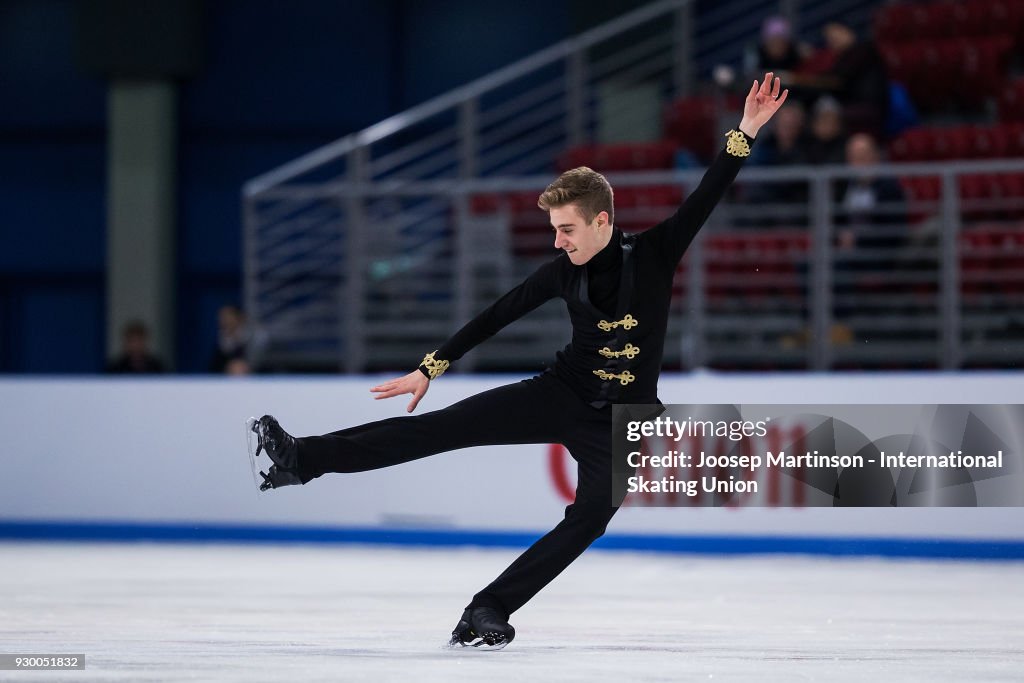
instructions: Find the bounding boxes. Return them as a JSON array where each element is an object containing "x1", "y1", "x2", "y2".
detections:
[
  {"x1": 998, "y1": 173, "x2": 1024, "y2": 219},
  {"x1": 937, "y1": 126, "x2": 972, "y2": 159},
  {"x1": 889, "y1": 128, "x2": 933, "y2": 162},
  {"x1": 614, "y1": 185, "x2": 684, "y2": 209},
  {"x1": 900, "y1": 177, "x2": 941, "y2": 224},
  {"x1": 874, "y1": 3, "x2": 916, "y2": 42},
  {"x1": 556, "y1": 141, "x2": 677, "y2": 172},
  {"x1": 998, "y1": 78, "x2": 1024, "y2": 121},
  {"x1": 470, "y1": 194, "x2": 501, "y2": 214},
  {"x1": 663, "y1": 95, "x2": 741, "y2": 163},
  {"x1": 1005, "y1": 123, "x2": 1024, "y2": 156},
  {"x1": 890, "y1": 122, "x2": 1024, "y2": 164},
  {"x1": 958, "y1": 0, "x2": 1024, "y2": 38},
  {"x1": 971, "y1": 125, "x2": 1008, "y2": 158},
  {"x1": 469, "y1": 190, "x2": 542, "y2": 215},
  {"x1": 509, "y1": 191, "x2": 539, "y2": 212},
  {"x1": 701, "y1": 231, "x2": 807, "y2": 306},
  {"x1": 960, "y1": 174, "x2": 994, "y2": 220},
  {"x1": 957, "y1": 36, "x2": 1015, "y2": 107},
  {"x1": 960, "y1": 227, "x2": 992, "y2": 297},
  {"x1": 881, "y1": 34, "x2": 1014, "y2": 113}
]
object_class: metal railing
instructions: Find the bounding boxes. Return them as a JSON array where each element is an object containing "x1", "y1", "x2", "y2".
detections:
[{"x1": 246, "y1": 157, "x2": 1024, "y2": 372}]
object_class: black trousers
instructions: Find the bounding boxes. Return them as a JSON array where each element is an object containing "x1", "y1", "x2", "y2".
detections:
[{"x1": 297, "y1": 371, "x2": 619, "y2": 618}]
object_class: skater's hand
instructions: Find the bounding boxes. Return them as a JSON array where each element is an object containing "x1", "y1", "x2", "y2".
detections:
[
  {"x1": 371, "y1": 370, "x2": 430, "y2": 413},
  {"x1": 738, "y1": 71, "x2": 788, "y2": 139}
]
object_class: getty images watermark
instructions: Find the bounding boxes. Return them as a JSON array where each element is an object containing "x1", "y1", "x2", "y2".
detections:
[{"x1": 610, "y1": 405, "x2": 1023, "y2": 507}]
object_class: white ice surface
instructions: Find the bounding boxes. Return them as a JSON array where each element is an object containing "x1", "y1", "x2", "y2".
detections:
[{"x1": 0, "y1": 543, "x2": 1022, "y2": 682}]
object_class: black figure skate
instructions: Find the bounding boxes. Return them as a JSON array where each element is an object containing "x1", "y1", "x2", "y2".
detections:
[
  {"x1": 245, "y1": 415, "x2": 301, "y2": 492},
  {"x1": 448, "y1": 607, "x2": 516, "y2": 650}
]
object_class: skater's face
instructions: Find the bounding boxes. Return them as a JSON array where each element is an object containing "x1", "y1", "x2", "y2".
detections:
[{"x1": 550, "y1": 203, "x2": 611, "y2": 265}]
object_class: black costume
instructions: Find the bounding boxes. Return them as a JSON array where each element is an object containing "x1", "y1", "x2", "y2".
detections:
[{"x1": 296, "y1": 129, "x2": 754, "y2": 620}]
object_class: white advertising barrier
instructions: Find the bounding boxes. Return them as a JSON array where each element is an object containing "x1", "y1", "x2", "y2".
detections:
[{"x1": 1, "y1": 373, "x2": 1024, "y2": 544}]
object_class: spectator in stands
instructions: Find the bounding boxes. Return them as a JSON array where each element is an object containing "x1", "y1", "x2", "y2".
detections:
[
  {"x1": 106, "y1": 320, "x2": 165, "y2": 374},
  {"x1": 746, "y1": 101, "x2": 810, "y2": 217},
  {"x1": 751, "y1": 100, "x2": 808, "y2": 167},
  {"x1": 836, "y1": 132, "x2": 906, "y2": 245},
  {"x1": 805, "y1": 96, "x2": 847, "y2": 165},
  {"x1": 745, "y1": 16, "x2": 808, "y2": 75},
  {"x1": 787, "y1": 21, "x2": 890, "y2": 138},
  {"x1": 831, "y1": 132, "x2": 908, "y2": 340},
  {"x1": 209, "y1": 305, "x2": 265, "y2": 374}
]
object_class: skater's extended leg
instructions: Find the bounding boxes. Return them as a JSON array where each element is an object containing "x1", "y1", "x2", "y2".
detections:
[{"x1": 295, "y1": 373, "x2": 573, "y2": 481}]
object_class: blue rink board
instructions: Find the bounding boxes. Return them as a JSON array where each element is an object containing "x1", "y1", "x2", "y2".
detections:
[{"x1": 1, "y1": 520, "x2": 1022, "y2": 560}]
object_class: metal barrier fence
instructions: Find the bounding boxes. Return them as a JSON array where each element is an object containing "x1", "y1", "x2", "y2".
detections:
[{"x1": 245, "y1": 160, "x2": 1024, "y2": 372}]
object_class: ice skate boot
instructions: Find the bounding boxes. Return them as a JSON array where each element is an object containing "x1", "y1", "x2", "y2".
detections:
[
  {"x1": 257, "y1": 464, "x2": 302, "y2": 492},
  {"x1": 447, "y1": 607, "x2": 515, "y2": 650},
  {"x1": 245, "y1": 415, "x2": 301, "y2": 491}
]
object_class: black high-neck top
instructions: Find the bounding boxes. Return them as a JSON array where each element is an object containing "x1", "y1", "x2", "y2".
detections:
[{"x1": 426, "y1": 131, "x2": 753, "y2": 407}]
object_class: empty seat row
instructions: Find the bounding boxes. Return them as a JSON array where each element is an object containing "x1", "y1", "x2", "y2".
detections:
[
  {"x1": 889, "y1": 123, "x2": 1024, "y2": 161},
  {"x1": 902, "y1": 175, "x2": 1024, "y2": 222},
  {"x1": 555, "y1": 140, "x2": 677, "y2": 172},
  {"x1": 998, "y1": 78, "x2": 1024, "y2": 122},
  {"x1": 875, "y1": 0, "x2": 1024, "y2": 43},
  {"x1": 960, "y1": 224, "x2": 1024, "y2": 294},
  {"x1": 880, "y1": 36, "x2": 1015, "y2": 110}
]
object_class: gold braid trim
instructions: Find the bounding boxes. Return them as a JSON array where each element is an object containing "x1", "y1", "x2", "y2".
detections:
[
  {"x1": 419, "y1": 350, "x2": 450, "y2": 380},
  {"x1": 725, "y1": 129, "x2": 751, "y2": 157},
  {"x1": 592, "y1": 369, "x2": 636, "y2": 386},
  {"x1": 596, "y1": 314, "x2": 639, "y2": 332},
  {"x1": 598, "y1": 343, "x2": 640, "y2": 359}
]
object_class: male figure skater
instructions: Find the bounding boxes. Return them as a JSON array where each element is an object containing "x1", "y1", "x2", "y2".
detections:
[{"x1": 249, "y1": 73, "x2": 788, "y2": 650}]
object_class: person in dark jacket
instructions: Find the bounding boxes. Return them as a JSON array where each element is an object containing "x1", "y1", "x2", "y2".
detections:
[{"x1": 106, "y1": 320, "x2": 165, "y2": 374}]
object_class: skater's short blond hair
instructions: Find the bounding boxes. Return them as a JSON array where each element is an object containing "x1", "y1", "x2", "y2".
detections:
[{"x1": 538, "y1": 167, "x2": 614, "y2": 225}]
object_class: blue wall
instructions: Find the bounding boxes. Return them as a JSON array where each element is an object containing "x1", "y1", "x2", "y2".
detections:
[
  {"x1": 0, "y1": 0, "x2": 570, "y2": 373},
  {"x1": 0, "y1": 0, "x2": 107, "y2": 372}
]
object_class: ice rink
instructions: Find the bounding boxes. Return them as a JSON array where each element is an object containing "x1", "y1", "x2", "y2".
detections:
[{"x1": 1, "y1": 542, "x2": 1022, "y2": 682}]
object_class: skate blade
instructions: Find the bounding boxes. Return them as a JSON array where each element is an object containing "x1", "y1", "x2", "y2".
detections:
[
  {"x1": 447, "y1": 634, "x2": 509, "y2": 651},
  {"x1": 244, "y1": 417, "x2": 267, "y2": 496}
]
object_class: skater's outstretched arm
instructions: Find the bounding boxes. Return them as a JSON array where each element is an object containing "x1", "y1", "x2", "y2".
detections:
[
  {"x1": 371, "y1": 258, "x2": 562, "y2": 412},
  {"x1": 645, "y1": 71, "x2": 789, "y2": 269}
]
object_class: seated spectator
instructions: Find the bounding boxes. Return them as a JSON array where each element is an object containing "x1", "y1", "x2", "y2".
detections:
[
  {"x1": 106, "y1": 320, "x2": 165, "y2": 374},
  {"x1": 805, "y1": 96, "x2": 847, "y2": 165},
  {"x1": 747, "y1": 101, "x2": 810, "y2": 212},
  {"x1": 752, "y1": 100, "x2": 808, "y2": 167},
  {"x1": 745, "y1": 16, "x2": 808, "y2": 75},
  {"x1": 835, "y1": 133, "x2": 908, "y2": 281},
  {"x1": 787, "y1": 22, "x2": 890, "y2": 138},
  {"x1": 836, "y1": 132, "x2": 906, "y2": 243},
  {"x1": 833, "y1": 133, "x2": 910, "y2": 332},
  {"x1": 209, "y1": 305, "x2": 266, "y2": 374}
]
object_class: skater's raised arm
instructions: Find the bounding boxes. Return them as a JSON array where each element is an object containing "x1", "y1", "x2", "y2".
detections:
[
  {"x1": 371, "y1": 258, "x2": 561, "y2": 412},
  {"x1": 645, "y1": 71, "x2": 788, "y2": 268}
]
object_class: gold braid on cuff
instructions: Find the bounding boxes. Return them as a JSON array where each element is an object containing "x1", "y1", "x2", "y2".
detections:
[
  {"x1": 419, "y1": 350, "x2": 450, "y2": 380},
  {"x1": 725, "y1": 129, "x2": 751, "y2": 157}
]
